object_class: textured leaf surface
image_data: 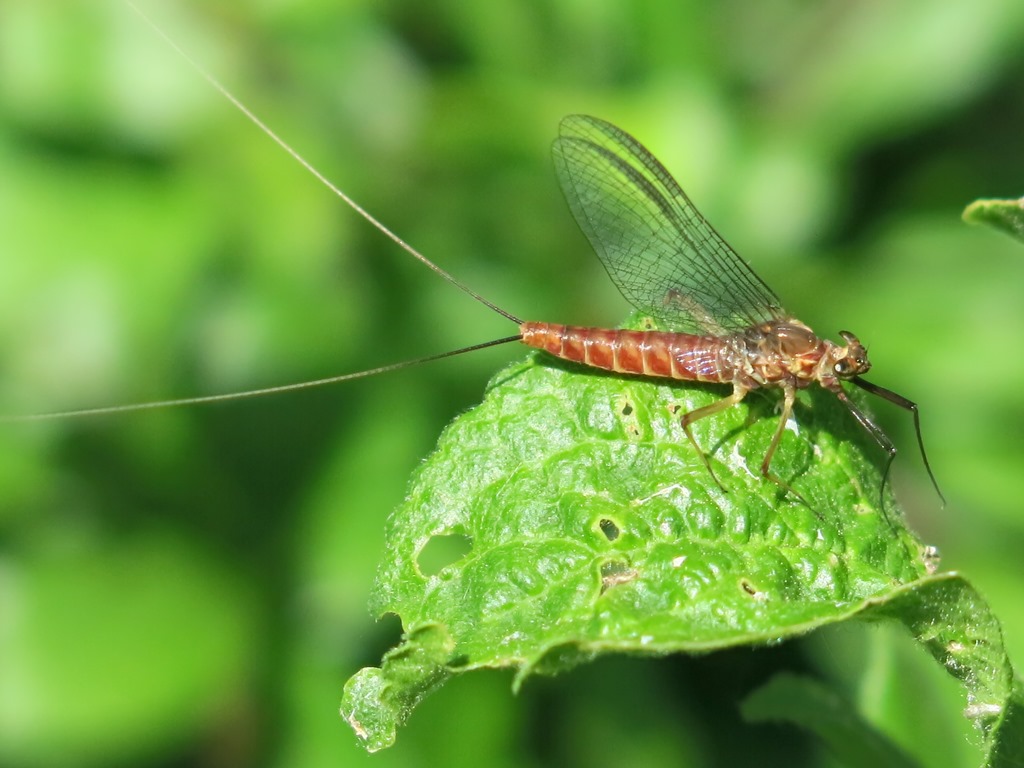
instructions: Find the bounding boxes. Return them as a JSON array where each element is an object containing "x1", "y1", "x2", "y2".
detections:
[
  {"x1": 340, "y1": 346, "x2": 1020, "y2": 759},
  {"x1": 963, "y1": 197, "x2": 1024, "y2": 244}
]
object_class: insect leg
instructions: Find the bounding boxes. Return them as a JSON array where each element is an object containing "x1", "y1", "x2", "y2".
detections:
[
  {"x1": 759, "y1": 384, "x2": 811, "y2": 507},
  {"x1": 830, "y1": 384, "x2": 904, "y2": 526},
  {"x1": 850, "y1": 377, "x2": 945, "y2": 506},
  {"x1": 831, "y1": 383, "x2": 914, "y2": 521},
  {"x1": 679, "y1": 384, "x2": 748, "y2": 490}
]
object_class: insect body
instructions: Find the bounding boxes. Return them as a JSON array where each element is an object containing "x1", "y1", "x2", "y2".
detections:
[{"x1": 520, "y1": 319, "x2": 868, "y2": 492}]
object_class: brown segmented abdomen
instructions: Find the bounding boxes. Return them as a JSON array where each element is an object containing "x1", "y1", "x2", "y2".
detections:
[{"x1": 519, "y1": 322, "x2": 733, "y2": 383}]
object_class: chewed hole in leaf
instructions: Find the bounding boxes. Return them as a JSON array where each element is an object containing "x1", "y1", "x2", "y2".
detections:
[
  {"x1": 597, "y1": 517, "x2": 621, "y2": 541},
  {"x1": 617, "y1": 395, "x2": 642, "y2": 437},
  {"x1": 416, "y1": 533, "x2": 473, "y2": 577},
  {"x1": 600, "y1": 558, "x2": 638, "y2": 593},
  {"x1": 739, "y1": 577, "x2": 767, "y2": 600}
]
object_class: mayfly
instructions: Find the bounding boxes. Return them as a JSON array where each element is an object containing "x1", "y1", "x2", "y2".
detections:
[
  {"x1": 13, "y1": 8, "x2": 942, "y2": 504},
  {"x1": 532, "y1": 115, "x2": 943, "y2": 503}
]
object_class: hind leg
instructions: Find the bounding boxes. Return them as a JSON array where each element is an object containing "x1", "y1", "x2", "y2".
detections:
[{"x1": 679, "y1": 384, "x2": 748, "y2": 490}]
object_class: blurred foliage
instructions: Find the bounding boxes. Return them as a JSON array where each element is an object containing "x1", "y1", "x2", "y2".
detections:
[
  {"x1": 740, "y1": 673, "x2": 920, "y2": 768},
  {"x1": 1, "y1": 0, "x2": 1024, "y2": 766}
]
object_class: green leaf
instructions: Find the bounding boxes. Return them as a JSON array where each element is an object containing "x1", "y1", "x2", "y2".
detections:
[
  {"x1": 341, "y1": 343, "x2": 1022, "y2": 760},
  {"x1": 740, "y1": 575, "x2": 1024, "y2": 767},
  {"x1": 862, "y1": 574, "x2": 1024, "y2": 768},
  {"x1": 340, "y1": 624, "x2": 454, "y2": 753},
  {"x1": 740, "y1": 673, "x2": 919, "y2": 768},
  {"x1": 963, "y1": 198, "x2": 1024, "y2": 244}
]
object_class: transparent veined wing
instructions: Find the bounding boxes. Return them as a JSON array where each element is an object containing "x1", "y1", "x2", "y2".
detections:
[{"x1": 552, "y1": 114, "x2": 784, "y2": 335}]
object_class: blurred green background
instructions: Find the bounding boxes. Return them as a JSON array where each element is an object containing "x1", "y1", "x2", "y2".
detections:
[{"x1": 2, "y1": 1, "x2": 1024, "y2": 766}]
